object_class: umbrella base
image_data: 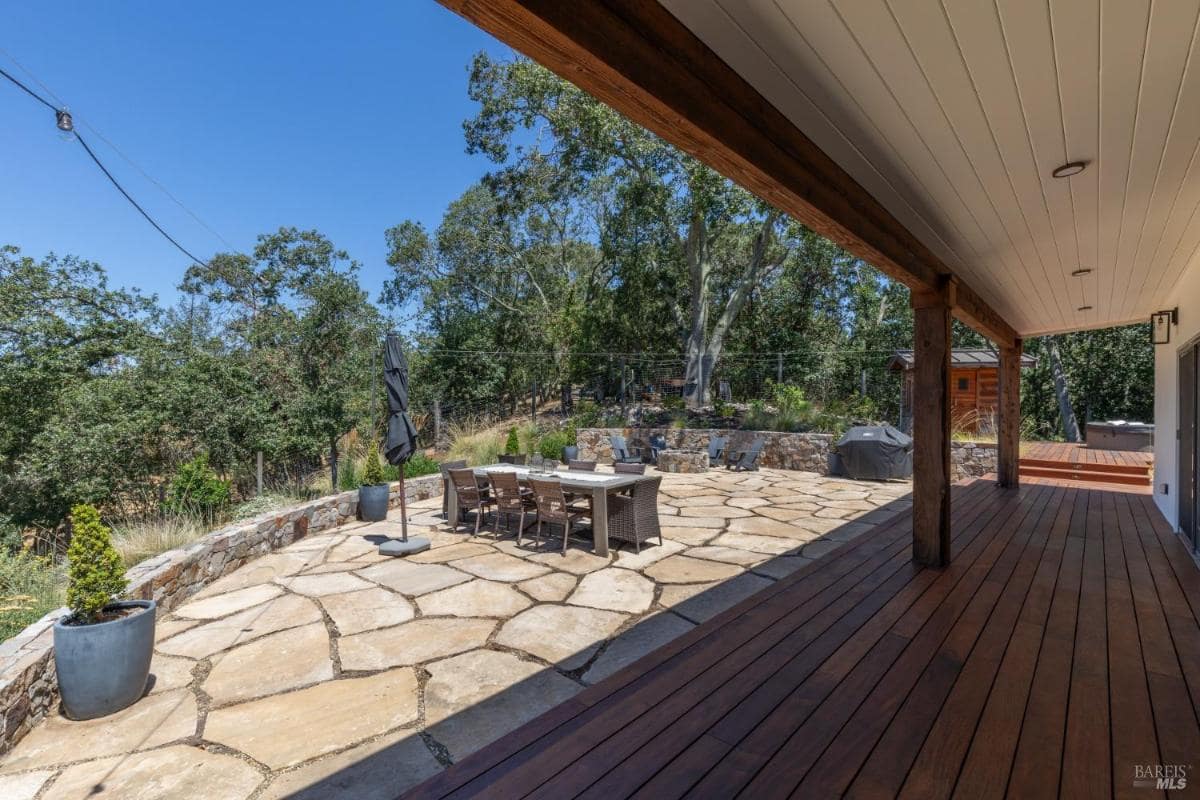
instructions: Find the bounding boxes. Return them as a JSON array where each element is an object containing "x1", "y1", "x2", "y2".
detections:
[{"x1": 379, "y1": 537, "x2": 431, "y2": 557}]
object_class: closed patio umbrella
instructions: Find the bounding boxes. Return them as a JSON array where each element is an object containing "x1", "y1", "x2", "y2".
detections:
[{"x1": 379, "y1": 333, "x2": 429, "y2": 556}]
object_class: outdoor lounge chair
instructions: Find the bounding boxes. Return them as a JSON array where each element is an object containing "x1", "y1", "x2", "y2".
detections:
[
  {"x1": 439, "y1": 459, "x2": 467, "y2": 519},
  {"x1": 489, "y1": 470, "x2": 535, "y2": 543},
  {"x1": 707, "y1": 435, "x2": 727, "y2": 464},
  {"x1": 727, "y1": 438, "x2": 765, "y2": 471},
  {"x1": 528, "y1": 477, "x2": 590, "y2": 554},
  {"x1": 647, "y1": 434, "x2": 668, "y2": 464},
  {"x1": 610, "y1": 435, "x2": 643, "y2": 464},
  {"x1": 614, "y1": 462, "x2": 646, "y2": 475},
  {"x1": 448, "y1": 468, "x2": 495, "y2": 535},
  {"x1": 608, "y1": 475, "x2": 663, "y2": 552}
]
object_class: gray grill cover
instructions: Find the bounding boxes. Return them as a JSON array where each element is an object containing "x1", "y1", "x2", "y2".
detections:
[{"x1": 835, "y1": 425, "x2": 913, "y2": 480}]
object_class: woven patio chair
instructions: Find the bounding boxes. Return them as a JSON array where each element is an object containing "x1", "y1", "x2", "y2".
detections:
[
  {"x1": 607, "y1": 475, "x2": 663, "y2": 553},
  {"x1": 567, "y1": 459, "x2": 597, "y2": 471},
  {"x1": 489, "y1": 470, "x2": 535, "y2": 543},
  {"x1": 439, "y1": 459, "x2": 467, "y2": 520},
  {"x1": 528, "y1": 477, "x2": 590, "y2": 554},
  {"x1": 448, "y1": 468, "x2": 495, "y2": 535},
  {"x1": 613, "y1": 462, "x2": 646, "y2": 475}
]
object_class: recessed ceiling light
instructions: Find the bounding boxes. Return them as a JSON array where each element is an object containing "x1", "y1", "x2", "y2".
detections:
[
  {"x1": 1078, "y1": 305, "x2": 1093, "y2": 311},
  {"x1": 1071, "y1": 268, "x2": 1092, "y2": 276},
  {"x1": 1052, "y1": 161, "x2": 1088, "y2": 178}
]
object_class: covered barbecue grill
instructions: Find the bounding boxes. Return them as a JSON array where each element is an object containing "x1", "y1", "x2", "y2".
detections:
[{"x1": 835, "y1": 425, "x2": 913, "y2": 480}]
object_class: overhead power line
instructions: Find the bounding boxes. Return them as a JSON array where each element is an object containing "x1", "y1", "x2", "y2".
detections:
[{"x1": 0, "y1": 59, "x2": 210, "y2": 267}]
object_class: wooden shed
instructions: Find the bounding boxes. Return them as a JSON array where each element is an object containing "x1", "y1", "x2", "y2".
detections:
[{"x1": 889, "y1": 349, "x2": 1035, "y2": 434}]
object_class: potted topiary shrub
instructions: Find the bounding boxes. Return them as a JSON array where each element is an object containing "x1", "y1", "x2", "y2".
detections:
[
  {"x1": 53, "y1": 504, "x2": 155, "y2": 720},
  {"x1": 358, "y1": 449, "x2": 390, "y2": 522}
]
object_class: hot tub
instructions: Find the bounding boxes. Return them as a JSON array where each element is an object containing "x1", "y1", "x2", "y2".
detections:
[{"x1": 1085, "y1": 420, "x2": 1154, "y2": 452}]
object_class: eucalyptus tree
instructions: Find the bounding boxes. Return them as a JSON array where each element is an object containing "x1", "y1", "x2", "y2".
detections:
[{"x1": 461, "y1": 52, "x2": 802, "y2": 407}]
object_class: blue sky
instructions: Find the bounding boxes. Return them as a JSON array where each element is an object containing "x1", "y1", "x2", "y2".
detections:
[{"x1": 0, "y1": 1, "x2": 512, "y2": 312}]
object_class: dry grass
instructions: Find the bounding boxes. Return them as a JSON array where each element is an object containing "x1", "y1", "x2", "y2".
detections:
[
  {"x1": 447, "y1": 418, "x2": 506, "y2": 466},
  {"x1": 109, "y1": 514, "x2": 209, "y2": 568}
]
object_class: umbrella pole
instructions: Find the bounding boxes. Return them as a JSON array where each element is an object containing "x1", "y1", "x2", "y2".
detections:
[{"x1": 398, "y1": 472, "x2": 409, "y2": 543}]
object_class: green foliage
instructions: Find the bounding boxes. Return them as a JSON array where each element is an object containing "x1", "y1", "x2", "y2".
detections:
[
  {"x1": 337, "y1": 459, "x2": 359, "y2": 491},
  {"x1": 360, "y1": 449, "x2": 385, "y2": 485},
  {"x1": 65, "y1": 505, "x2": 126, "y2": 624},
  {"x1": 662, "y1": 395, "x2": 685, "y2": 411},
  {"x1": 504, "y1": 427, "x2": 520, "y2": 455},
  {"x1": 537, "y1": 429, "x2": 574, "y2": 460},
  {"x1": 166, "y1": 454, "x2": 232, "y2": 519},
  {"x1": 0, "y1": 548, "x2": 65, "y2": 641},
  {"x1": 403, "y1": 452, "x2": 441, "y2": 478}
]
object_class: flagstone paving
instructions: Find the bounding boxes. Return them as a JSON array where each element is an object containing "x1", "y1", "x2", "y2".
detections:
[{"x1": 0, "y1": 468, "x2": 911, "y2": 798}]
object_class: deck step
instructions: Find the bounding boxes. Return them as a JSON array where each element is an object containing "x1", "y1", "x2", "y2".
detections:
[
  {"x1": 1018, "y1": 464, "x2": 1152, "y2": 486},
  {"x1": 1018, "y1": 457, "x2": 1152, "y2": 477}
]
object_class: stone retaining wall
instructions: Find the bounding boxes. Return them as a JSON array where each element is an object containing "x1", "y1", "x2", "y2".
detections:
[
  {"x1": 577, "y1": 427, "x2": 834, "y2": 473},
  {"x1": 579, "y1": 427, "x2": 997, "y2": 483},
  {"x1": 0, "y1": 474, "x2": 441, "y2": 755},
  {"x1": 951, "y1": 440, "x2": 998, "y2": 482}
]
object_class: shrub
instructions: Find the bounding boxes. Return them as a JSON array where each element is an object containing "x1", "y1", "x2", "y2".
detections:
[
  {"x1": 66, "y1": 504, "x2": 127, "y2": 624},
  {"x1": 166, "y1": 454, "x2": 231, "y2": 519},
  {"x1": 662, "y1": 395, "x2": 685, "y2": 410},
  {"x1": 504, "y1": 427, "x2": 520, "y2": 455},
  {"x1": 404, "y1": 452, "x2": 441, "y2": 478},
  {"x1": 337, "y1": 459, "x2": 359, "y2": 491},
  {"x1": 0, "y1": 548, "x2": 65, "y2": 641},
  {"x1": 361, "y1": 449, "x2": 385, "y2": 485},
  {"x1": 538, "y1": 430, "x2": 574, "y2": 460}
]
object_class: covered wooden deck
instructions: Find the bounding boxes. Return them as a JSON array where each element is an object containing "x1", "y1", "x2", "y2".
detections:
[{"x1": 406, "y1": 477, "x2": 1200, "y2": 799}]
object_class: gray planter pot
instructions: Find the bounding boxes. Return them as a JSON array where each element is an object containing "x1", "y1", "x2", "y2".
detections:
[
  {"x1": 54, "y1": 599, "x2": 156, "y2": 720},
  {"x1": 359, "y1": 483, "x2": 390, "y2": 521},
  {"x1": 563, "y1": 445, "x2": 580, "y2": 461}
]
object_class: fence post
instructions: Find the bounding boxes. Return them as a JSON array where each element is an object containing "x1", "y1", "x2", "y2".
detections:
[
  {"x1": 256, "y1": 451, "x2": 263, "y2": 496},
  {"x1": 530, "y1": 381, "x2": 537, "y2": 422},
  {"x1": 432, "y1": 399, "x2": 442, "y2": 448},
  {"x1": 619, "y1": 357, "x2": 627, "y2": 416},
  {"x1": 777, "y1": 353, "x2": 783, "y2": 384}
]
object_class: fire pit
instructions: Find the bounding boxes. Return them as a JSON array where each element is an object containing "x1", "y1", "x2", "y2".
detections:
[{"x1": 657, "y1": 449, "x2": 710, "y2": 473}]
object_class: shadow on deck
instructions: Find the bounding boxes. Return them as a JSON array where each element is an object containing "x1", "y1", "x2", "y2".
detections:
[{"x1": 394, "y1": 476, "x2": 1200, "y2": 799}]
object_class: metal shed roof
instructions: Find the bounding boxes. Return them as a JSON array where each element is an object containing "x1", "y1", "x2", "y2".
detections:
[{"x1": 888, "y1": 349, "x2": 1037, "y2": 370}]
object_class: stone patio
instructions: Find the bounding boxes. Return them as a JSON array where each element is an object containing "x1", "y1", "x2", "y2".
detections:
[{"x1": 0, "y1": 468, "x2": 911, "y2": 799}]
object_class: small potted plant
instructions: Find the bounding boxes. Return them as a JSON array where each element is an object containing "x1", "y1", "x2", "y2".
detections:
[
  {"x1": 358, "y1": 449, "x2": 390, "y2": 522},
  {"x1": 53, "y1": 504, "x2": 155, "y2": 720}
]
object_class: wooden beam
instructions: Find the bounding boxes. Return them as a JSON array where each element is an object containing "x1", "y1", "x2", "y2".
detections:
[
  {"x1": 911, "y1": 289, "x2": 952, "y2": 567},
  {"x1": 438, "y1": 0, "x2": 1019, "y2": 348},
  {"x1": 997, "y1": 341, "x2": 1022, "y2": 488}
]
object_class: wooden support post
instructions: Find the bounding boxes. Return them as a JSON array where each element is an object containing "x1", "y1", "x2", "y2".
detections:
[
  {"x1": 911, "y1": 289, "x2": 952, "y2": 567},
  {"x1": 997, "y1": 340, "x2": 1022, "y2": 488}
]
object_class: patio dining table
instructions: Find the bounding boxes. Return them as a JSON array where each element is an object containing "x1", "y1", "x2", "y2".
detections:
[{"x1": 446, "y1": 463, "x2": 642, "y2": 557}]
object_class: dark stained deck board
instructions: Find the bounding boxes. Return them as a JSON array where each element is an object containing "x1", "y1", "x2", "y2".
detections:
[{"x1": 402, "y1": 479, "x2": 1200, "y2": 800}]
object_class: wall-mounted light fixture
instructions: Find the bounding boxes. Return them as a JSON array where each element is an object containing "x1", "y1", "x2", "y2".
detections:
[{"x1": 1151, "y1": 308, "x2": 1178, "y2": 344}]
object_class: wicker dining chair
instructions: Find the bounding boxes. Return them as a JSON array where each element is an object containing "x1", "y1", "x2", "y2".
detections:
[
  {"x1": 498, "y1": 454, "x2": 527, "y2": 465},
  {"x1": 439, "y1": 459, "x2": 467, "y2": 520},
  {"x1": 490, "y1": 470, "x2": 536, "y2": 543},
  {"x1": 567, "y1": 459, "x2": 597, "y2": 471},
  {"x1": 448, "y1": 468, "x2": 495, "y2": 535},
  {"x1": 607, "y1": 475, "x2": 663, "y2": 553},
  {"x1": 528, "y1": 477, "x2": 589, "y2": 554},
  {"x1": 613, "y1": 462, "x2": 646, "y2": 475}
]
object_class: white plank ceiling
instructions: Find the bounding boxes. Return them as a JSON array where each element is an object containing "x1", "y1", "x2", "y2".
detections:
[{"x1": 661, "y1": 0, "x2": 1200, "y2": 336}]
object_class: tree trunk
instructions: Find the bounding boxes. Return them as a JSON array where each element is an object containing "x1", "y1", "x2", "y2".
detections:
[
  {"x1": 1046, "y1": 337, "x2": 1081, "y2": 442},
  {"x1": 329, "y1": 437, "x2": 339, "y2": 493},
  {"x1": 681, "y1": 211, "x2": 781, "y2": 409}
]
